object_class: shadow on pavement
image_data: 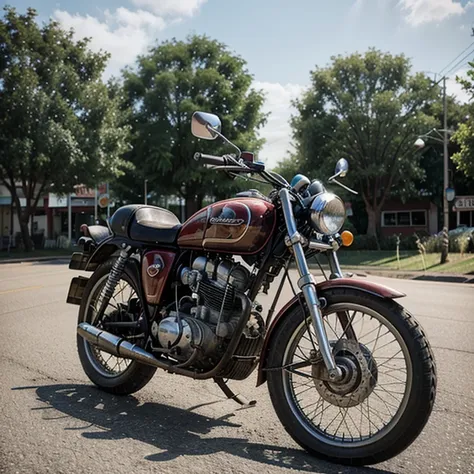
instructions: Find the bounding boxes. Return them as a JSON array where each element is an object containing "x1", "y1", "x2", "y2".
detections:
[{"x1": 13, "y1": 383, "x2": 395, "y2": 474}]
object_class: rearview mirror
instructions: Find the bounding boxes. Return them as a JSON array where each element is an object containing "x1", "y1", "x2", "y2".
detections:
[
  {"x1": 191, "y1": 111, "x2": 221, "y2": 140},
  {"x1": 335, "y1": 158, "x2": 349, "y2": 178}
]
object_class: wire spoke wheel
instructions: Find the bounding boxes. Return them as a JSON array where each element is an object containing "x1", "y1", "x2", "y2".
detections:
[
  {"x1": 77, "y1": 260, "x2": 157, "y2": 395},
  {"x1": 283, "y1": 302, "x2": 412, "y2": 447},
  {"x1": 265, "y1": 287, "x2": 438, "y2": 465},
  {"x1": 84, "y1": 274, "x2": 140, "y2": 378}
]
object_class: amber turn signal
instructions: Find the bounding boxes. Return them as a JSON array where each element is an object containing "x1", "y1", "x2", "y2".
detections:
[{"x1": 341, "y1": 231, "x2": 354, "y2": 247}]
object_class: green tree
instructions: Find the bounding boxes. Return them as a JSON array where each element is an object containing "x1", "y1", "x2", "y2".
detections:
[
  {"x1": 0, "y1": 7, "x2": 130, "y2": 251},
  {"x1": 122, "y1": 35, "x2": 266, "y2": 218},
  {"x1": 452, "y1": 62, "x2": 474, "y2": 178},
  {"x1": 290, "y1": 50, "x2": 439, "y2": 239}
]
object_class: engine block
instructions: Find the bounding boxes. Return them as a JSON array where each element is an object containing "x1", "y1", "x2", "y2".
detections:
[{"x1": 153, "y1": 256, "x2": 256, "y2": 369}]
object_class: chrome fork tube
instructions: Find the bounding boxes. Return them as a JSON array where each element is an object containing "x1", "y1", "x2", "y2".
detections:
[
  {"x1": 279, "y1": 189, "x2": 342, "y2": 380},
  {"x1": 327, "y1": 250, "x2": 343, "y2": 278}
]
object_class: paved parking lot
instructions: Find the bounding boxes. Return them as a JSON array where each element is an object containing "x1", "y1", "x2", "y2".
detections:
[{"x1": 0, "y1": 261, "x2": 473, "y2": 474}]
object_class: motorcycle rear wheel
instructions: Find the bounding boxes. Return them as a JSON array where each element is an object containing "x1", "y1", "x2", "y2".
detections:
[
  {"x1": 266, "y1": 288, "x2": 436, "y2": 466},
  {"x1": 77, "y1": 259, "x2": 156, "y2": 395}
]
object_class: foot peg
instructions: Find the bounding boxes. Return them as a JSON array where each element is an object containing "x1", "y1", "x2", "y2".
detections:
[{"x1": 213, "y1": 377, "x2": 257, "y2": 408}]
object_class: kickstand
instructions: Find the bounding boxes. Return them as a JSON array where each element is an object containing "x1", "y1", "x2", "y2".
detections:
[{"x1": 213, "y1": 377, "x2": 257, "y2": 408}]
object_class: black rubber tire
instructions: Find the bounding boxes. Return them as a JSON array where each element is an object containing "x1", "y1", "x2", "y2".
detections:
[
  {"x1": 77, "y1": 259, "x2": 157, "y2": 395},
  {"x1": 266, "y1": 288, "x2": 436, "y2": 466}
]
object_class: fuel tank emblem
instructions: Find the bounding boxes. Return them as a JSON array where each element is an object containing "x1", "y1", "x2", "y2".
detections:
[
  {"x1": 146, "y1": 255, "x2": 164, "y2": 278},
  {"x1": 209, "y1": 206, "x2": 245, "y2": 226}
]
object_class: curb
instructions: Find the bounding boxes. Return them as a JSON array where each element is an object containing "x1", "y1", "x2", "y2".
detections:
[
  {"x1": 307, "y1": 264, "x2": 474, "y2": 284},
  {"x1": 0, "y1": 255, "x2": 71, "y2": 265},
  {"x1": 347, "y1": 268, "x2": 474, "y2": 284}
]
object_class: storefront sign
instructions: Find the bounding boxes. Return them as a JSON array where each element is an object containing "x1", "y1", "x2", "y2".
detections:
[{"x1": 453, "y1": 196, "x2": 474, "y2": 211}]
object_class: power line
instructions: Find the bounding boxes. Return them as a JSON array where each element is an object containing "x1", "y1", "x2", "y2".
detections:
[
  {"x1": 438, "y1": 41, "x2": 474, "y2": 77},
  {"x1": 443, "y1": 45, "x2": 474, "y2": 77}
]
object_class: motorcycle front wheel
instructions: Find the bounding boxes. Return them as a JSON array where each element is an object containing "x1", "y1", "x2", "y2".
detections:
[{"x1": 266, "y1": 288, "x2": 436, "y2": 466}]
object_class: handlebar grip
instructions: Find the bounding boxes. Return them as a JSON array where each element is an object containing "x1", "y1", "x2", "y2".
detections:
[{"x1": 193, "y1": 152, "x2": 229, "y2": 166}]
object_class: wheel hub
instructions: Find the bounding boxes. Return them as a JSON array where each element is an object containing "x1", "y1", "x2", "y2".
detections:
[{"x1": 312, "y1": 339, "x2": 378, "y2": 408}]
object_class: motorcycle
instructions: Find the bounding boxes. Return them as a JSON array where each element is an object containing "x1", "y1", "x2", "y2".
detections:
[{"x1": 67, "y1": 111, "x2": 436, "y2": 466}]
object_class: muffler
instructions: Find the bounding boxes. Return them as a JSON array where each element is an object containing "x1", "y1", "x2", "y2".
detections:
[{"x1": 77, "y1": 322, "x2": 164, "y2": 368}]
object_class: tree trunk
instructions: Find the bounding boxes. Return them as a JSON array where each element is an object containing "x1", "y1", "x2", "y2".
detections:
[
  {"x1": 8, "y1": 186, "x2": 34, "y2": 252},
  {"x1": 366, "y1": 205, "x2": 381, "y2": 249},
  {"x1": 196, "y1": 194, "x2": 204, "y2": 212},
  {"x1": 19, "y1": 215, "x2": 33, "y2": 252},
  {"x1": 185, "y1": 195, "x2": 199, "y2": 220},
  {"x1": 366, "y1": 207, "x2": 377, "y2": 237}
]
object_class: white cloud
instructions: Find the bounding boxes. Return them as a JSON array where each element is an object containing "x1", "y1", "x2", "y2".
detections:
[
  {"x1": 399, "y1": 0, "x2": 471, "y2": 26},
  {"x1": 255, "y1": 82, "x2": 306, "y2": 169},
  {"x1": 131, "y1": 0, "x2": 207, "y2": 17},
  {"x1": 53, "y1": 1, "x2": 207, "y2": 78},
  {"x1": 54, "y1": 8, "x2": 166, "y2": 78},
  {"x1": 446, "y1": 67, "x2": 472, "y2": 103}
]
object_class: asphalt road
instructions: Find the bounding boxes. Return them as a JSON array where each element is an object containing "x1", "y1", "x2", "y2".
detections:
[{"x1": 0, "y1": 261, "x2": 473, "y2": 474}]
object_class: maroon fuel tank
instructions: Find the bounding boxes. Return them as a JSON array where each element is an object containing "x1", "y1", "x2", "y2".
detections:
[{"x1": 177, "y1": 198, "x2": 276, "y2": 254}]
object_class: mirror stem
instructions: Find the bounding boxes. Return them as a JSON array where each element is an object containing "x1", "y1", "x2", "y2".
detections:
[
  {"x1": 330, "y1": 178, "x2": 358, "y2": 195},
  {"x1": 328, "y1": 170, "x2": 343, "y2": 181},
  {"x1": 208, "y1": 126, "x2": 242, "y2": 158}
]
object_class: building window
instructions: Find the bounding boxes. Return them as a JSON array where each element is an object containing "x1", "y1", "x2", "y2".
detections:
[
  {"x1": 411, "y1": 211, "x2": 426, "y2": 226},
  {"x1": 382, "y1": 210, "x2": 427, "y2": 227}
]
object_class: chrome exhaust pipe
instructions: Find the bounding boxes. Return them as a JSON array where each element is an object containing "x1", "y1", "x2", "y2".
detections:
[{"x1": 77, "y1": 322, "x2": 164, "y2": 368}]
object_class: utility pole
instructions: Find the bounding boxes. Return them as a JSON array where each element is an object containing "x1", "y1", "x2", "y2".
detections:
[
  {"x1": 94, "y1": 187, "x2": 98, "y2": 223},
  {"x1": 67, "y1": 193, "x2": 72, "y2": 244},
  {"x1": 440, "y1": 76, "x2": 449, "y2": 264},
  {"x1": 435, "y1": 76, "x2": 453, "y2": 264},
  {"x1": 144, "y1": 179, "x2": 148, "y2": 205},
  {"x1": 106, "y1": 183, "x2": 110, "y2": 219}
]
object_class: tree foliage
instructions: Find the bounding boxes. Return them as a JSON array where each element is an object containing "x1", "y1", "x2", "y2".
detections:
[
  {"x1": 452, "y1": 62, "x2": 474, "y2": 178},
  {"x1": 122, "y1": 35, "x2": 266, "y2": 218},
  {"x1": 289, "y1": 50, "x2": 440, "y2": 238},
  {"x1": 0, "y1": 7, "x2": 130, "y2": 250}
]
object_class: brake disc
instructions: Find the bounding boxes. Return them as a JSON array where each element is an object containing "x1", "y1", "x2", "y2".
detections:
[{"x1": 312, "y1": 339, "x2": 378, "y2": 408}]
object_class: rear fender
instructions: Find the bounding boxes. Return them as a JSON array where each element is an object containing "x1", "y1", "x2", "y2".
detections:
[
  {"x1": 256, "y1": 278, "x2": 405, "y2": 387},
  {"x1": 67, "y1": 250, "x2": 151, "y2": 322},
  {"x1": 69, "y1": 236, "x2": 144, "y2": 272}
]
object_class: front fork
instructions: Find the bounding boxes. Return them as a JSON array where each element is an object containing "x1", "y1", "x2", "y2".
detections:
[{"x1": 279, "y1": 189, "x2": 343, "y2": 381}]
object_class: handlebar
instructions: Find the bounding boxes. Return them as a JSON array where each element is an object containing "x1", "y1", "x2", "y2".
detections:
[
  {"x1": 194, "y1": 151, "x2": 289, "y2": 189},
  {"x1": 193, "y1": 152, "x2": 232, "y2": 166}
]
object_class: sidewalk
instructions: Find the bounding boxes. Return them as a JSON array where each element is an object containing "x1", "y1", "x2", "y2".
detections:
[
  {"x1": 344, "y1": 266, "x2": 474, "y2": 284},
  {"x1": 0, "y1": 255, "x2": 72, "y2": 265},
  {"x1": 308, "y1": 263, "x2": 474, "y2": 284}
]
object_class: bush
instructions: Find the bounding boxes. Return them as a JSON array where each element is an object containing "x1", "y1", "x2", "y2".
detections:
[
  {"x1": 451, "y1": 233, "x2": 470, "y2": 254},
  {"x1": 422, "y1": 231, "x2": 472, "y2": 254},
  {"x1": 423, "y1": 234, "x2": 441, "y2": 253},
  {"x1": 350, "y1": 234, "x2": 379, "y2": 250},
  {"x1": 350, "y1": 233, "x2": 419, "y2": 251}
]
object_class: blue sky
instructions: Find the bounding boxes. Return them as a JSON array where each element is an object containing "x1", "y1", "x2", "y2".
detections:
[{"x1": 10, "y1": 0, "x2": 474, "y2": 166}]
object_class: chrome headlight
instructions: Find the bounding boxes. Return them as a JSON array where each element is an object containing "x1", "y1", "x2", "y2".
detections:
[{"x1": 310, "y1": 192, "x2": 345, "y2": 235}]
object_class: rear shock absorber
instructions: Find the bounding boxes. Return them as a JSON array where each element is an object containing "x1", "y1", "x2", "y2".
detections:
[{"x1": 96, "y1": 245, "x2": 131, "y2": 319}]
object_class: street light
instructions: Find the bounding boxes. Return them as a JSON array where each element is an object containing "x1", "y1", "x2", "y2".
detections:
[
  {"x1": 415, "y1": 74, "x2": 455, "y2": 225},
  {"x1": 414, "y1": 126, "x2": 454, "y2": 229},
  {"x1": 414, "y1": 138, "x2": 425, "y2": 149},
  {"x1": 413, "y1": 75, "x2": 454, "y2": 264}
]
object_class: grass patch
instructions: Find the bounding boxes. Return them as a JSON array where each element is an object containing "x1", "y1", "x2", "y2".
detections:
[
  {"x1": 0, "y1": 248, "x2": 74, "y2": 260},
  {"x1": 337, "y1": 250, "x2": 474, "y2": 274}
]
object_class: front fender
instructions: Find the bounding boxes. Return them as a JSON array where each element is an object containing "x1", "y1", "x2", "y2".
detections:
[{"x1": 256, "y1": 278, "x2": 405, "y2": 387}]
